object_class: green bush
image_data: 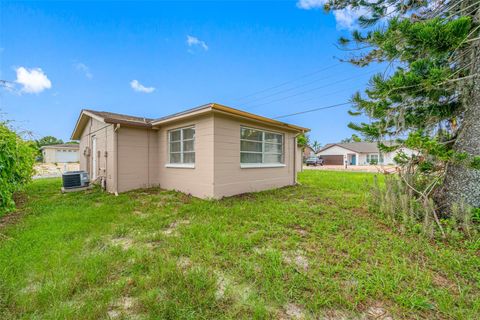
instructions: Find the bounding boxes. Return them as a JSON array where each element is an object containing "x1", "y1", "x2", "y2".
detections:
[{"x1": 0, "y1": 123, "x2": 36, "y2": 215}]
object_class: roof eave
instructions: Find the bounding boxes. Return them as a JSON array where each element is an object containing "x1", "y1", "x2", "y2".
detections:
[
  {"x1": 151, "y1": 105, "x2": 213, "y2": 126},
  {"x1": 103, "y1": 117, "x2": 152, "y2": 128},
  {"x1": 150, "y1": 103, "x2": 310, "y2": 133},
  {"x1": 317, "y1": 144, "x2": 360, "y2": 154},
  {"x1": 211, "y1": 103, "x2": 309, "y2": 133},
  {"x1": 71, "y1": 110, "x2": 104, "y2": 140}
]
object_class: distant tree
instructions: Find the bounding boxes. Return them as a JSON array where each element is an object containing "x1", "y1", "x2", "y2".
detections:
[
  {"x1": 311, "y1": 140, "x2": 322, "y2": 153},
  {"x1": 341, "y1": 134, "x2": 363, "y2": 143},
  {"x1": 36, "y1": 136, "x2": 64, "y2": 147}
]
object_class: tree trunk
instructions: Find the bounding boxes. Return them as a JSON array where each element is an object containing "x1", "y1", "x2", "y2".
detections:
[{"x1": 436, "y1": 5, "x2": 480, "y2": 210}]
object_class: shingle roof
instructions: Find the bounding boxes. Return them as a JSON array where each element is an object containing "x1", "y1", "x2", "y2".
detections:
[{"x1": 84, "y1": 109, "x2": 153, "y2": 126}]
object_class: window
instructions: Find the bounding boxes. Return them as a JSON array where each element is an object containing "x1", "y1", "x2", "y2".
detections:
[
  {"x1": 168, "y1": 126, "x2": 195, "y2": 166},
  {"x1": 366, "y1": 153, "x2": 384, "y2": 164},
  {"x1": 240, "y1": 126, "x2": 284, "y2": 167}
]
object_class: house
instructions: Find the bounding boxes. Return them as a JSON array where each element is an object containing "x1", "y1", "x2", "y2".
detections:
[
  {"x1": 70, "y1": 103, "x2": 309, "y2": 198},
  {"x1": 40, "y1": 144, "x2": 80, "y2": 163},
  {"x1": 316, "y1": 142, "x2": 414, "y2": 166}
]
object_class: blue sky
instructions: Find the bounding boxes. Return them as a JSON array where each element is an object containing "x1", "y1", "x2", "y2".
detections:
[{"x1": 0, "y1": 0, "x2": 379, "y2": 144}]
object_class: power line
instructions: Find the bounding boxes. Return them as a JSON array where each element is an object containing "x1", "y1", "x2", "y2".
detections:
[
  {"x1": 238, "y1": 68, "x2": 349, "y2": 105},
  {"x1": 272, "y1": 73, "x2": 480, "y2": 121},
  {"x1": 232, "y1": 62, "x2": 341, "y2": 102},
  {"x1": 273, "y1": 102, "x2": 351, "y2": 119},
  {"x1": 245, "y1": 67, "x2": 381, "y2": 110},
  {"x1": 253, "y1": 84, "x2": 362, "y2": 110}
]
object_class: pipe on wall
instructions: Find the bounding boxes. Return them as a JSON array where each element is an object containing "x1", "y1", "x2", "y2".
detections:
[{"x1": 114, "y1": 124, "x2": 120, "y2": 196}]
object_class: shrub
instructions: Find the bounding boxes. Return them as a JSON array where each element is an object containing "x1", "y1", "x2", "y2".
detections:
[{"x1": 0, "y1": 123, "x2": 36, "y2": 215}]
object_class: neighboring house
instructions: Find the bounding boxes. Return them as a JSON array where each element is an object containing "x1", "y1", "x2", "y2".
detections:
[
  {"x1": 70, "y1": 103, "x2": 309, "y2": 198},
  {"x1": 303, "y1": 145, "x2": 315, "y2": 161},
  {"x1": 40, "y1": 144, "x2": 80, "y2": 163},
  {"x1": 316, "y1": 142, "x2": 415, "y2": 166}
]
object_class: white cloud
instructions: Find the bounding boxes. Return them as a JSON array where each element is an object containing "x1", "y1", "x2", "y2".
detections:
[
  {"x1": 333, "y1": 6, "x2": 368, "y2": 30},
  {"x1": 130, "y1": 80, "x2": 155, "y2": 93},
  {"x1": 74, "y1": 62, "x2": 93, "y2": 79},
  {"x1": 296, "y1": 0, "x2": 327, "y2": 10},
  {"x1": 15, "y1": 67, "x2": 52, "y2": 94},
  {"x1": 296, "y1": 0, "x2": 368, "y2": 30},
  {"x1": 186, "y1": 35, "x2": 208, "y2": 51}
]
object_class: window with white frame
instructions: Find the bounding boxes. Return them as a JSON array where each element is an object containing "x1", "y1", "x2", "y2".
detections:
[
  {"x1": 240, "y1": 126, "x2": 284, "y2": 165},
  {"x1": 366, "y1": 153, "x2": 384, "y2": 164},
  {"x1": 168, "y1": 126, "x2": 195, "y2": 164}
]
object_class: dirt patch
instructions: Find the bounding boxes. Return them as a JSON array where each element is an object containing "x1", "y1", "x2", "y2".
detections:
[
  {"x1": 0, "y1": 211, "x2": 24, "y2": 230},
  {"x1": 107, "y1": 296, "x2": 138, "y2": 319},
  {"x1": 213, "y1": 271, "x2": 252, "y2": 303},
  {"x1": 20, "y1": 281, "x2": 40, "y2": 295},
  {"x1": 110, "y1": 237, "x2": 134, "y2": 250},
  {"x1": 432, "y1": 273, "x2": 458, "y2": 293},
  {"x1": 279, "y1": 303, "x2": 305, "y2": 319},
  {"x1": 163, "y1": 219, "x2": 190, "y2": 236},
  {"x1": 320, "y1": 309, "x2": 351, "y2": 319},
  {"x1": 177, "y1": 257, "x2": 192, "y2": 270},
  {"x1": 283, "y1": 250, "x2": 309, "y2": 272},
  {"x1": 133, "y1": 210, "x2": 151, "y2": 219},
  {"x1": 365, "y1": 305, "x2": 392, "y2": 320},
  {"x1": 215, "y1": 272, "x2": 230, "y2": 300},
  {"x1": 292, "y1": 225, "x2": 309, "y2": 237},
  {"x1": 0, "y1": 192, "x2": 29, "y2": 230}
]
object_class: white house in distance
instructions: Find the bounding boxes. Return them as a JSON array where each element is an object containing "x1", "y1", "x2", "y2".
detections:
[
  {"x1": 40, "y1": 144, "x2": 80, "y2": 163},
  {"x1": 316, "y1": 142, "x2": 414, "y2": 166}
]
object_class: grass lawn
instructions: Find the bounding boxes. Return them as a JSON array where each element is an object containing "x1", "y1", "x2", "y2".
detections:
[{"x1": 0, "y1": 171, "x2": 479, "y2": 319}]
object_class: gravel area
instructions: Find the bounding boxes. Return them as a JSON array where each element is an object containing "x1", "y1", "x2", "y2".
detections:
[{"x1": 33, "y1": 163, "x2": 80, "y2": 179}]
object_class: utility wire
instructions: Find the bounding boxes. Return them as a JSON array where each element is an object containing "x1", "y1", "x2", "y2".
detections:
[
  {"x1": 245, "y1": 67, "x2": 381, "y2": 110},
  {"x1": 232, "y1": 62, "x2": 341, "y2": 102},
  {"x1": 273, "y1": 102, "x2": 351, "y2": 119},
  {"x1": 272, "y1": 70, "x2": 480, "y2": 120},
  {"x1": 238, "y1": 70, "x2": 347, "y2": 105}
]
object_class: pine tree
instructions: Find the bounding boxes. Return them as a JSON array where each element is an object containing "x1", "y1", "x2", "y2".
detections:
[{"x1": 324, "y1": 0, "x2": 480, "y2": 210}]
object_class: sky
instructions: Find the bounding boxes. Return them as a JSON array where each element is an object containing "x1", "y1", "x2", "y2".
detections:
[{"x1": 0, "y1": 0, "x2": 379, "y2": 145}]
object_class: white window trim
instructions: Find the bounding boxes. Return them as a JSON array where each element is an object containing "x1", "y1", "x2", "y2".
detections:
[
  {"x1": 165, "y1": 163, "x2": 195, "y2": 169},
  {"x1": 240, "y1": 163, "x2": 286, "y2": 169},
  {"x1": 240, "y1": 126, "x2": 284, "y2": 167},
  {"x1": 168, "y1": 125, "x2": 195, "y2": 166}
]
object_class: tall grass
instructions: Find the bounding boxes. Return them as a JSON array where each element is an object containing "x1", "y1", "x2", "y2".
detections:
[{"x1": 371, "y1": 174, "x2": 479, "y2": 244}]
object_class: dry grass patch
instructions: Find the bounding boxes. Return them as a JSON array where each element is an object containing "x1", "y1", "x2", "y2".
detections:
[
  {"x1": 107, "y1": 296, "x2": 140, "y2": 319},
  {"x1": 110, "y1": 237, "x2": 134, "y2": 250},
  {"x1": 162, "y1": 219, "x2": 190, "y2": 236}
]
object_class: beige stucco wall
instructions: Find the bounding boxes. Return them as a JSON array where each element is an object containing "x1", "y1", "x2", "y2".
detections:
[
  {"x1": 42, "y1": 148, "x2": 56, "y2": 163},
  {"x1": 78, "y1": 118, "x2": 116, "y2": 192},
  {"x1": 117, "y1": 127, "x2": 159, "y2": 192},
  {"x1": 212, "y1": 112, "x2": 298, "y2": 198},
  {"x1": 156, "y1": 113, "x2": 215, "y2": 198},
  {"x1": 77, "y1": 112, "x2": 303, "y2": 198},
  {"x1": 296, "y1": 144, "x2": 303, "y2": 173}
]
